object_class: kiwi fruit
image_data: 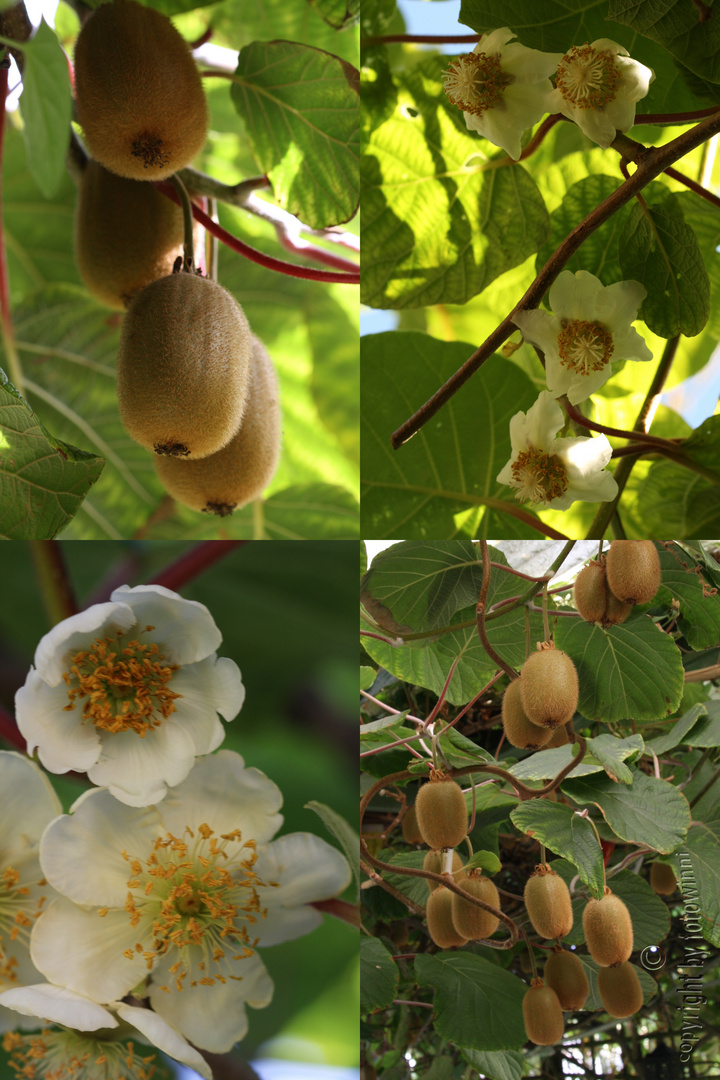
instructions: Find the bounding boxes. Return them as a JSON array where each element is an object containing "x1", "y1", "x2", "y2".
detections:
[
  {"x1": 522, "y1": 979, "x2": 564, "y2": 1046},
  {"x1": 544, "y1": 948, "x2": 590, "y2": 1010},
  {"x1": 74, "y1": 0, "x2": 208, "y2": 181},
  {"x1": 117, "y1": 269, "x2": 252, "y2": 460},
  {"x1": 606, "y1": 540, "x2": 661, "y2": 606},
  {"x1": 524, "y1": 865, "x2": 573, "y2": 940},
  {"x1": 604, "y1": 588, "x2": 633, "y2": 626},
  {"x1": 401, "y1": 804, "x2": 424, "y2": 845},
  {"x1": 582, "y1": 888, "x2": 633, "y2": 967},
  {"x1": 426, "y1": 885, "x2": 468, "y2": 949},
  {"x1": 423, "y1": 849, "x2": 465, "y2": 893},
  {"x1": 546, "y1": 724, "x2": 570, "y2": 748},
  {"x1": 520, "y1": 644, "x2": 579, "y2": 730},
  {"x1": 574, "y1": 560, "x2": 608, "y2": 624},
  {"x1": 597, "y1": 962, "x2": 644, "y2": 1018},
  {"x1": 501, "y1": 678, "x2": 554, "y2": 750},
  {"x1": 414, "y1": 776, "x2": 468, "y2": 850},
  {"x1": 450, "y1": 870, "x2": 501, "y2": 940},
  {"x1": 153, "y1": 333, "x2": 281, "y2": 514},
  {"x1": 650, "y1": 861, "x2": 677, "y2": 896}
]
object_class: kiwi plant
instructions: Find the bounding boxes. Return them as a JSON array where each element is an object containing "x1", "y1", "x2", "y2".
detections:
[
  {"x1": 543, "y1": 948, "x2": 590, "y2": 1011},
  {"x1": 522, "y1": 979, "x2": 564, "y2": 1046},
  {"x1": 519, "y1": 642, "x2": 579, "y2": 729},
  {"x1": 414, "y1": 774, "x2": 468, "y2": 850},
  {"x1": 426, "y1": 885, "x2": 468, "y2": 949},
  {"x1": 650, "y1": 861, "x2": 677, "y2": 896},
  {"x1": 523, "y1": 864, "x2": 573, "y2": 940},
  {"x1": 450, "y1": 870, "x2": 501, "y2": 940},
  {"x1": 605, "y1": 540, "x2": 662, "y2": 606},
  {"x1": 501, "y1": 677, "x2": 553, "y2": 750},
  {"x1": 582, "y1": 887, "x2": 634, "y2": 967},
  {"x1": 597, "y1": 962, "x2": 644, "y2": 1019},
  {"x1": 423, "y1": 849, "x2": 465, "y2": 891},
  {"x1": 574, "y1": 557, "x2": 632, "y2": 626}
]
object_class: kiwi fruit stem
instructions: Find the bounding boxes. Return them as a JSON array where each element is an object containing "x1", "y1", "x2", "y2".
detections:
[{"x1": 169, "y1": 173, "x2": 196, "y2": 267}]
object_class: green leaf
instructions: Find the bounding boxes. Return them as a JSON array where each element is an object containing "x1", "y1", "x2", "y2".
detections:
[
  {"x1": 657, "y1": 542, "x2": 720, "y2": 650},
  {"x1": 633, "y1": 418, "x2": 720, "y2": 537},
  {"x1": 676, "y1": 192, "x2": 720, "y2": 338},
  {"x1": 645, "y1": 703, "x2": 708, "y2": 756},
  {"x1": 510, "y1": 800, "x2": 605, "y2": 897},
  {"x1": 464, "y1": 850, "x2": 502, "y2": 875},
  {"x1": 383, "y1": 850, "x2": 433, "y2": 910},
  {"x1": 414, "y1": 952, "x2": 527, "y2": 1051},
  {"x1": 309, "y1": 0, "x2": 359, "y2": 28},
  {"x1": 305, "y1": 800, "x2": 360, "y2": 900},
  {"x1": 536, "y1": 175, "x2": 631, "y2": 287},
  {"x1": 361, "y1": 334, "x2": 545, "y2": 539},
  {"x1": 554, "y1": 616, "x2": 685, "y2": 723},
  {"x1": 418, "y1": 1059, "x2": 454, "y2": 1080},
  {"x1": 231, "y1": 41, "x2": 359, "y2": 228},
  {"x1": 211, "y1": 0, "x2": 359, "y2": 66},
  {"x1": 14, "y1": 20, "x2": 73, "y2": 198},
  {"x1": 360, "y1": 666, "x2": 376, "y2": 691},
  {"x1": 618, "y1": 194, "x2": 710, "y2": 338},
  {"x1": 439, "y1": 727, "x2": 497, "y2": 769},
  {"x1": 607, "y1": 0, "x2": 720, "y2": 84},
  {"x1": 0, "y1": 367, "x2": 103, "y2": 538},
  {"x1": 362, "y1": 53, "x2": 550, "y2": 308},
  {"x1": 584, "y1": 733, "x2": 645, "y2": 784},
  {"x1": 461, "y1": 1049, "x2": 525, "y2": 1080},
  {"x1": 510, "y1": 735, "x2": 643, "y2": 782},
  {"x1": 682, "y1": 701, "x2": 720, "y2": 748},
  {"x1": 360, "y1": 937, "x2": 398, "y2": 1012},
  {"x1": 561, "y1": 770, "x2": 691, "y2": 853},
  {"x1": 674, "y1": 812, "x2": 720, "y2": 947}
]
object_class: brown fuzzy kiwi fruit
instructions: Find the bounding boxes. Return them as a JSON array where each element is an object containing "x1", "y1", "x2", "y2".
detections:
[
  {"x1": 582, "y1": 887, "x2": 633, "y2": 967},
  {"x1": 650, "y1": 861, "x2": 677, "y2": 896},
  {"x1": 524, "y1": 865, "x2": 573, "y2": 940},
  {"x1": 597, "y1": 962, "x2": 643, "y2": 1018},
  {"x1": 401, "y1": 804, "x2": 423, "y2": 845},
  {"x1": 117, "y1": 269, "x2": 251, "y2": 460},
  {"x1": 414, "y1": 775, "x2": 468, "y2": 850},
  {"x1": 544, "y1": 948, "x2": 590, "y2": 1010},
  {"x1": 574, "y1": 560, "x2": 609, "y2": 624},
  {"x1": 423, "y1": 849, "x2": 465, "y2": 893},
  {"x1": 520, "y1": 644, "x2": 579, "y2": 730},
  {"x1": 75, "y1": 159, "x2": 204, "y2": 310},
  {"x1": 450, "y1": 871, "x2": 501, "y2": 940},
  {"x1": 522, "y1": 979, "x2": 564, "y2": 1045},
  {"x1": 154, "y1": 334, "x2": 281, "y2": 514},
  {"x1": 502, "y1": 678, "x2": 554, "y2": 750},
  {"x1": 74, "y1": 0, "x2": 208, "y2": 181},
  {"x1": 426, "y1": 885, "x2": 468, "y2": 948},
  {"x1": 604, "y1": 588, "x2": 633, "y2": 626},
  {"x1": 606, "y1": 540, "x2": 661, "y2": 606},
  {"x1": 546, "y1": 725, "x2": 570, "y2": 748}
]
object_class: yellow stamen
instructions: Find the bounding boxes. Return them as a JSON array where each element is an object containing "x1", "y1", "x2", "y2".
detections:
[
  {"x1": 556, "y1": 44, "x2": 621, "y2": 110},
  {"x1": 509, "y1": 447, "x2": 569, "y2": 504},
  {"x1": 442, "y1": 50, "x2": 511, "y2": 116}
]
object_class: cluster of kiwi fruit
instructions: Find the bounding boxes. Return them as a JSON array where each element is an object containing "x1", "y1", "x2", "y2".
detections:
[
  {"x1": 501, "y1": 640, "x2": 579, "y2": 751},
  {"x1": 72, "y1": 1, "x2": 281, "y2": 516},
  {"x1": 574, "y1": 540, "x2": 662, "y2": 626}
]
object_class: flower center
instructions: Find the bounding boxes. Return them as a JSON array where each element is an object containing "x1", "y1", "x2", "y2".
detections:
[
  {"x1": 62, "y1": 627, "x2": 181, "y2": 737},
  {"x1": 0, "y1": 864, "x2": 46, "y2": 957},
  {"x1": 509, "y1": 447, "x2": 569, "y2": 504},
  {"x1": 557, "y1": 319, "x2": 614, "y2": 374},
  {"x1": 555, "y1": 44, "x2": 621, "y2": 109},
  {"x1": 2, "y1": 1030, "x2": 162, "y2": 1080},
  {"x1": 114, "y1": 824, "x2": 277, "y2": 992},
  {"x1": 442, "y1": 51, "x2": 511, "y2": 116}
]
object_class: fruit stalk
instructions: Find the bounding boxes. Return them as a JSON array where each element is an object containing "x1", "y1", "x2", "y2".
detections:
[{"x1": 170, "y1": 172, "x2": 196, "y2": 268}]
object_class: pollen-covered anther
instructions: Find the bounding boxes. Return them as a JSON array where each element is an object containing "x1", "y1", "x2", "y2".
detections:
[
  {"x1": 556, "y1": 44, "x2": 621, "y2": 109},
  {"x1": 510, "y1": 447, "x2": 569, "y2": 504},
  {"x1": 557, "y1": 319, "x2": 614, "y2": 374},
  {"x1": 442, "y1": 50, "x2": 511, "y2": 116}
]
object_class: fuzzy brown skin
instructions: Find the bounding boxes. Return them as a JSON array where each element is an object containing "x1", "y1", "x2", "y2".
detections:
[
  {"x1": 650, "y1": 861, "x2": 677, "y2": 896},
  {"x1": 524, "y1": 867, "x2": 574, "y2": 940},
  {"x1": 574, "y1": 560, "x2": 608, "y2": 624},
  {"x1": 502, "y1": 678, "x2": 553, "y2": 750},
  {"x1": 118, "y1": 272, "x2": 252, "y2": 460},
  {"x1": 606, "y1": 540, "x2": 661, "y2": 605},
  {"x1": 544, "y1": 949, "x2": 590, "y2": 1010},
  {"x1": 597, "y1": 962, "x2": 643, "y2": 1018},
  {"x1": 520, "y1": 646, "x2": 579, "y2": 729},
  {"x1": 522, "y1": 981, "x2": 564, "y2": 1045},
  {"x1": 426, "y1": 885, "x2": 467, "y2": 948},
  {"x1": 414, "y1": 777, "x2": 468, "y2": 850},
  {"x1": 604, "y1": 588, "x2": 633, "y2": 626},
  {"x1": 546, "y1": 724, "x2": 570, "y2": 748},
  {"x1": 450, "y1": 872, "x2": 500, "y2": 940},
  {"x1": 154, "y1": 334, "x2": 281, "y2": 512},
  {"x1": 401, "y1": 804, "x2": 423, "y2": 845},
  {"x1": 423, "y1": 849, "x2": 465, "y2": 893},
  {"x1": 582, "y1": 889, "x2": 634, "y2": 967},
  {"x1": 74, "y1": 0, "x2": 208, "y2": 181}
]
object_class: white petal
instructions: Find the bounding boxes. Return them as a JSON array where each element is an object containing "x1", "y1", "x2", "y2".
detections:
[
  {"x1": 549, "y1": 269, "x2": 603, "y2": 321},
  {"x1": 0, "y1": 984, "x2": 118, "y2": 1031},
  {"x1": 502, "y1": 45, "x2": 562, "y2": 81},
  {"x1": 500, "y1": 81, "x2": 552, "y2": 129},
  {"x1": 33, "y1": 602, "x2": 135, "y2": 686},
  {"x1": 524, "y1": 391, "x2": 564, "y2": 449},
  {"x1": 254, "y1": 833, "x2": 351, "y2": 920},
  {"x1": 596, "y1": 278, "x2": 646, "y2": 326},
  {"x1": 604, "y1": 96, "x2": 637, "y2": 133},
  {"x1": 611, "y1": 325, "x2": 653, "y2": 363},
  {"x1": 87, "y1": 723, "x2": 197, "y2": 807},
  {"x1": 111, "y1": 585, "x2": 222, "y2": 664},
  {"x1": 15, "y1": 671, "x2": 101, "y2": 773},
  {"x1": 115, "y1": 1003, "x2": 212, "y2": 1079},
  {"x1": 512, "y1": 308, "x2": 561, "y2": 356},
  {"x1": 568, "y1": 468, "x2": 619, "y2": 504},
  {"x1": 589, "y1": 38, "x2": 629, "y2": 56},
  {"x1": 473, "y1": 108, "x2": 523, "y2": 160},
  {"x1": 572, "y1": 107, "x2": 619, "y2": 148},
  {"x1": 544, "y1": 355, "x2": 574, "y2": 400},
  {"x1": 0, "y1": 752, "x2": 61, "y2": 853},
  {"x1": 167, "y1": 654, "x2": 245, "y2": 753},
  {"x1": 477, "y1": 27, "x2": 515, "y2": 53},
  {"x1": 557, "y1": 433, "x2": 614, "y2": 476}
]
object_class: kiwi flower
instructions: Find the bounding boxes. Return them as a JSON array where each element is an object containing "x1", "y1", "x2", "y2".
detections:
[
  {"x1": 30, "y1": 751, "x2": 351, "y2": 1054},
  {"x1": 512, "y1": 270, "x2": 653, "y2": 404},
  {"x1": 548, "y1": 39, "x2": 654, "y2": 148},
  {"x1": 442, "y1": 28, "x2": 562, "y2": 160},
  {"x1": 0, "y1": 983, "x2": 212, "y2": 1079},
  {"x1": 497, "y1": 390, "x2": 618, "y2": 509},
  {"x1": 15, "y1": 584, "x2": 244, "y2": 807}
]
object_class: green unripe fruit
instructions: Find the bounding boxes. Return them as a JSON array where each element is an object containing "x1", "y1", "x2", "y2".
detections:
[
  {"x1": 74, "y1": 0, "x2": 208, "y2": 181},
  {"x1": 597, "y1": 961, "x2": 643, "y2": 1018},
  {"x1": 423, "y1": 849, "x2": 465, "y2": 893},
  {"x1": 426, "y1": 885, "x2": 467, "y2": 948},
  {"x1": 118, "y1": 270, "x2": 252, "y2": 460},
  {"x1": 524, "y1": 865, "x2": 573, "y2": 940},
  {"x1": 650, "y1": 861, "x2": 677, "y2": 896},
  {"x1": 401, "y1": 804, "x2": 423, "y2": 845},
  {"x1": 582, "y1": 888, "x2": 633, "y2": 967},
  {"x1": 450, "y1": 871, "x2": 500, "y2": 941},
  {"x1": 501, "y1": 678, "x2": 553, "y2": 750},
  {"x1": 520, "y1": 644, "x2": 579, "y2": 730},
  {"x1": 522, "y1": 979, "x2": 564, "y2": 1046},
  {"x1": 544, "y1": 949, "x2": 589, "y2": 1010},
  {"x1": 414, "y1": 776, "x2": 468, "y2": 850},
  {"x1": 606, "y1": 540, "x2": 661, "y2": 606}
]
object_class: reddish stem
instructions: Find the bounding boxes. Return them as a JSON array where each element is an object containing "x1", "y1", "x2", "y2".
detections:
[
  {"x1": 664, "y1": 164, "x2": 720, "y2": 210},
  {"x1": 562, "y1": 398, "x2": 682, "y2": 450},
  {"x1": 274, "y1": 227, "x2": 360, "y2": 272},
  {"x1": 310, "y1": 898, "x2": 360, "y2": 927},
  {"x1": 636, "y1": 105, "x2": 720, "y2": 123},
  {"x1": 149, "y1": 541, "x2": 248, "y2": 594},
  {"x1": 362, "y1": 32, "x2": 480, "y2": 44}
]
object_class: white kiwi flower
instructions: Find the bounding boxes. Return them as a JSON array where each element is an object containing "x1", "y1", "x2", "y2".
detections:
[
  {"x1": 548, "y1": 39, "x2": 654, "y2": 147},
  {"x1": 497, "y1": 390, "x2": 618, "y2": 509},
  {"x1": 513, "y1": 270, "x2": 653, "y2": 404},
  {"x1": 15, "y1": 584, "x2": 245, "y2": 806},
  {"x1": 442, "y1": 28, "x2": 562, "y2": 160}
]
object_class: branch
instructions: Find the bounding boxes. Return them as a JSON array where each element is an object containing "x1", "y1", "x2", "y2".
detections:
[
  {"x1": 29, "y1": 541, "x2": 78, "y2": 625},
  {"x1": 561, "y1": 398, "x2": 682, "y2": 450},
  {"x1": 310, "y1": 898, "x2": 361, "y2": 927},
  {"x1": 362, "y1": 32, "x2": 480, "y2": 45},
  {"x1": 197, "y1": 1050, "x2": 263, "y2": 1080},
  {"x1": 476, "y1": 541, "x2": 517, "y2": 679},
  {"x1": 148, "y1": 541, "x2": 248, "y2": 594}
]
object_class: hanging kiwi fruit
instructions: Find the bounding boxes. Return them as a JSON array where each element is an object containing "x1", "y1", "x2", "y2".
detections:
[
  {"x1": 401, "y1": 804, "x2": 423, "y2": 845},
  {"x1": 524, "y1": 864, "x2": 574, "y2": 940},
  {"x1": 74, "y1": 0, "x2": 208, "y2": 181},
  {"x1": 574, "y1": 558, "x2": 632, "y2": 627},
  {"x1": 414, "y1": 774, "x2": 468, "y2": 850},
  {"x1": 605, "y1": 540, "x2": 662, "y2": 606},
  {"x1": 650, "y1": 861, "x2": 677, "y2": 896},
  {"x1": 597, "y1": 962, "x2": 644, "y2": 1018},
  {"x1": 582, "y1": 887, "x2": 634, "y2": 967},
  {"x1": 450, "y1": 870, "x2": 501, "y2": 941},
  {"x1": 423, "y1": 849, "x2": 465, "y2": 892},
  {"x1": 543, "y1": 948, "x2": 590, "y2": 1011},
  {"x1": 520, "y1": 643, "x2": 579, "y2": 729},
  {"x1": 501, "y1": 677, "x2": 553, "y2": 750},
  {"x1": 522, "y1": 978, "x2": 564, "y2": 1045},
  {"x1": 426, "y1": 884, "x2": 468, "y2": 949}
]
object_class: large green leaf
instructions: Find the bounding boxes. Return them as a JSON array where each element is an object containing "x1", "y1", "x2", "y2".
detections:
[
  {"x1": 657, "y1": 542, "x2": 720, "y2": 650},
  {"x1": 674, "y1": 811, "x2": 720, "y2": 947},
  {"x1": 231, "y1": 41, "x2": 360, "y2": 228},
  {"x1": 510, "y1": 734, "x2": 643, "y2": 781},
  {"x1": 14, "y1": 19, "x2": 73, "y2": 198},
  {"x1": 606, "y1": 869, "x2": 672, "y2": 949},
  {"x1": 608, "y1": 0, "x2": 720, "y2": 84},
  {"x1": 510, "y1": 799, "x2": 606, "y2": 897},
  {"x1": 211, "y1": 0, "x2": 360, "y2": 66},
  {"x1": 362, "y1": 53, "x2": 550, "y2": 309},
  {"x1": 554, "y1": 615, "x2": 685, "y2": 723},
  {"x1": 645, "y1": 703, "x2": 709, "y2": 756},
  {"x1": 360, "y1": 937, "x2": 398, "y2": 1012},
  {"x1": 309, "y1": 0, "x2": 359, "y2": 28},
  {"x1": 414, "y1": 952, "x2": 527, "y2": 1052},
  {"x1": 361, "y1": 333, "x2": 546, "y2": 540},
  {"x1": 562, "y1": 770, "x2": 691, "y2": 853},
  {"x1": 305, "y1": 800, "x2": 360, "y2": 901},
  {"x1": 633, "y1": 418, "x2": 720, "y2": 537},
  {"x1": 677, "y1": 192, "x2": 720, "y2": 339},
  {"x1": 461, "y1": 1050, "x2": 525, "y2": 1080}
]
